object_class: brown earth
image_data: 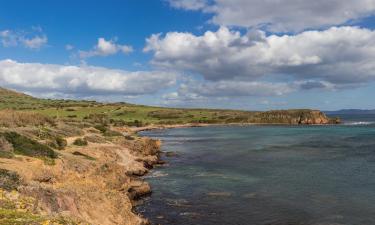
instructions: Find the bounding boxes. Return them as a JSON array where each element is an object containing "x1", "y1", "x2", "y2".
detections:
[{"x1": 0, "y1": 126, "x2": 161, "y2": 225}]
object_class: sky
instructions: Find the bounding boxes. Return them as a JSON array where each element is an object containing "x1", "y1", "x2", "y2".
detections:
[{"x1": 1, "y1": 0, "x2": 375, "y2": 110}]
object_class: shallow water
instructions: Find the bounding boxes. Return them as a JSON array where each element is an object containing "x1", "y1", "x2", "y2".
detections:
[{"x1": 138, "y1": 114, "x2": 375, "y2": 225}]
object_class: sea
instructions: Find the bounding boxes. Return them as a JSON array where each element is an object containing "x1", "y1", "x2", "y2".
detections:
[{"x1": 138, "y1": 114, "x2": 375, "y2": 225}]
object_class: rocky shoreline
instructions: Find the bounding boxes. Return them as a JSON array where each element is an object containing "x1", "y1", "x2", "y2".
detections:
[
  {"x1": 0, "y1": 123, "x2": 164, "y2": 225},
  {"x1": 0, "y1": 117, "x2": 340, "y2": 225}
]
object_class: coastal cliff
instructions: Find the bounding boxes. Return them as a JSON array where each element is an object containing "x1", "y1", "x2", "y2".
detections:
[
  {"x1": 0, "y1": 87, "x2": 340, "y2": 224},
  {"x1": 0, "y1": 114, "x2": 161, "y2": 224},
  {"x1": 252, "y1": 110, "x2": 340, "y2": 124}
]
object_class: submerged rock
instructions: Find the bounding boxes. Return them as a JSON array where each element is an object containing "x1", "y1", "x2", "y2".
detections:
[{"x1": 165, "y1": 151, "x2": 179, "y2": 157}]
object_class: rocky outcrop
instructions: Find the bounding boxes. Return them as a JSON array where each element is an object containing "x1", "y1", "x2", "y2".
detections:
[{"x1": 252, "y1": 110, "x2": 340, "y2": 125}]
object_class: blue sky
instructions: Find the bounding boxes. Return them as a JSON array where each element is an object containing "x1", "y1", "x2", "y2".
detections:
[{"x1": 1, "y1": 0, "x2": 375, "y2": 110}]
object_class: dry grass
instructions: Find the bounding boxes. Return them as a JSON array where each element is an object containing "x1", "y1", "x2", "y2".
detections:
[{"x1": 0, "y1": 110, "x2": 54, "y2": 127}]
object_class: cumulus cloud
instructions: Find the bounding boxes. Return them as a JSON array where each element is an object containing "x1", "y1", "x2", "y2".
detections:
[
  {"x1": 0, "y1": 28, "x2": 48, "y2": 49},
  {"x1": 79, "y1": 38, "x2": 133, "y2": 59},
  {"x1": 168, "y1": 0, "x2": 375, "y2": 32},
  {"x1": 145, "y1": 26, "x2": 375, "y2": 86},
  {"x1": 0, "y1": 59, "x2": 177, "y2": 98}
]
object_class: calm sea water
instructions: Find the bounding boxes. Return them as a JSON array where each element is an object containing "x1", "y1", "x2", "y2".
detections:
[{"x1": 138, "y1": 114, "x2": 375, "y2": 225}]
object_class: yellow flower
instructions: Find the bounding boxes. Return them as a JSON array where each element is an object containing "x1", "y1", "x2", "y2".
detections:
[{"x1": 41, "y1": 220, "x2": 51, "y2": 225}]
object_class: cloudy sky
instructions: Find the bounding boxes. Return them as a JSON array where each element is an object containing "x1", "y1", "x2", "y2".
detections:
[{"x1": 1, "y1": 0, "x2": 375, "y2": 110}]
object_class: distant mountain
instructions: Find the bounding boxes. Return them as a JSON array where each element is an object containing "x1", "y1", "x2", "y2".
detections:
[{"x1": 325, "y1": 109, "x2": 375, "y2": 115}]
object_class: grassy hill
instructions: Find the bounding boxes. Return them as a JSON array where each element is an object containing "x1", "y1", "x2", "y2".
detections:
[{"x1": 0, "y1": 87, "x2": 339, "y2": 126}]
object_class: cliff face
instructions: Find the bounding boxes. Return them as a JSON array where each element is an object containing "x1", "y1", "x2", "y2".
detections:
[
  {"x1": 252, "y1": 110, "x2": 340, "y2": 125},
  {"x1": 0, "y1": 123, "x2": 160, "y2": 225}
]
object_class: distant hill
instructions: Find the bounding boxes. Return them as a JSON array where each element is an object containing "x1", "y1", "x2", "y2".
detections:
[
  {"x1": 0, "y1": 87, "x2": 339, "y2": 125},
  {"x1": 325, "y1": 109, "x2": 375, "y2": 115}
]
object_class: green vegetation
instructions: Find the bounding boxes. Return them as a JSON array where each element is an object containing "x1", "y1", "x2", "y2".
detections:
[
  {"x1": 72, "y1": 138, "x2": 88, "y2": 146},
  {"x1": 0, "y1": 87, "x2": 338, "y2": 126},
  {"x1": 0, "y1": 169, "x2": 21, "y2": 191},
  {"x1": 0, "y1": 132, "x2": 57, "y2": 159},
  {"x1": 47, "y1": 136, "x2": 67, "y2": 150}
]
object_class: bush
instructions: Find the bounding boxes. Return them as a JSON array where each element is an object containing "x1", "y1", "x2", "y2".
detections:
[
  {"x1": 1, "y1": 132, "x2": 58, "y2": 159},
  {"x1": 47, "y1": 136, "x2": 67, "y2": 150},
  {"x1": 125, "y1": 120, "x2": 144, "y2": 127},
  {"x1": 73, "y1": 138, "x2": 88, "y2": 146},
  {"x1": 103, "y1": 130, "x2": 123, "y2": 137},
  {"x1": 94, "y1": 124, "x2": 108, "y2": 133},
  {"x1": 0, "y1": 169, "x2": 21, "y2": 191}
]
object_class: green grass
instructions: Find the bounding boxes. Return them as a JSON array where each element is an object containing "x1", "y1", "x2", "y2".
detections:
[{"x1": 0, "y1": 87, "x2": 338, "y2": 125}]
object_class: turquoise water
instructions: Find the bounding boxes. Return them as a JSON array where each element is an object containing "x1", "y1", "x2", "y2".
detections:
[{"x1": 139, "y1": 115, "x2": 375, "y2": 225}]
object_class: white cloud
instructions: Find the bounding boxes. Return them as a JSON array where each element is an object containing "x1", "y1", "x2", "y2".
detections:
[
  {"x1": 0, "y1": 28, "x2": 48, "y2": 49},
  {"x1": 0, "y1": 59, "x2": 177, "y2": 98},
  {"x1": 145, "y1": 26, "x2": 375, "y2": 86},
  {"x1": 65, "y1": 44, "x2": 74, "y2": 51},
  {"x1": 20, "y1": 35, "x2": 48, "y2": 49},
  {"x1": 168, "y1": 0, "x2": 375, "y2": 32},
  {"x1": 79, "y1": 38, "x2": 133, "y2": 59},
  {"x1": 167, "y1": 0, "x2": 208, "y2": 10}
]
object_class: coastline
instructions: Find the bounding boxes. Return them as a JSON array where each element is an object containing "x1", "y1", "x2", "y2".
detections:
[
  {"x1": 0, "y1": 118, "x2": 340, "y2": 224},
  {"x1": 0, "y1": 124, "x2": 163, "y2": 225},
  {"x1": 131, "y1": 120, "x2": 342, "y2": 224}
]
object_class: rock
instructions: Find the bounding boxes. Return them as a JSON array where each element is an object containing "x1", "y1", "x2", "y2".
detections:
[
  {"x1": 128, "y1": 180, "x2": 152, "y2": 200},
  {"x1": 156, "y1": 160, "x2": 166, "y2": 165},
  {"x1": 165, "y1": 151, "x2": 179, "y2": 157},
  {"x1": 126, "y1": 168, "x2": 148, "y2": 177}
]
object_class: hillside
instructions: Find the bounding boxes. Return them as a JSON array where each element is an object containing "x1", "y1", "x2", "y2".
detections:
[{"x1": 0, "y1": 87, "x2": 339, "y2": 125}]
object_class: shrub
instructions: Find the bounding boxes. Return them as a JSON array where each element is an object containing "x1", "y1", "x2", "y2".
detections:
[
  {"x1": 55, "y1": 136, "x2": 67, "y2": 149},
  {"x1": 47, "y1": 136, "x2": 67, "y2": 150},
  {"x1": 73, "y1": 138, "x2": 88, "y2": 146},
  {"x1": 125, "y1": 120, "x2": 144, "y2": 127},
  {"x1": 103, "y1": 130, "x2": 123, "y2": 137},
  {"x1": 0, "y1": 169, "x2": 21, "y2": 191},
  {"x1": 1, "y1": 132, "x2": 58, "y2": 159},
  {"x1": 94, "y1": 124, "x2": 108, "y2": 133}
]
